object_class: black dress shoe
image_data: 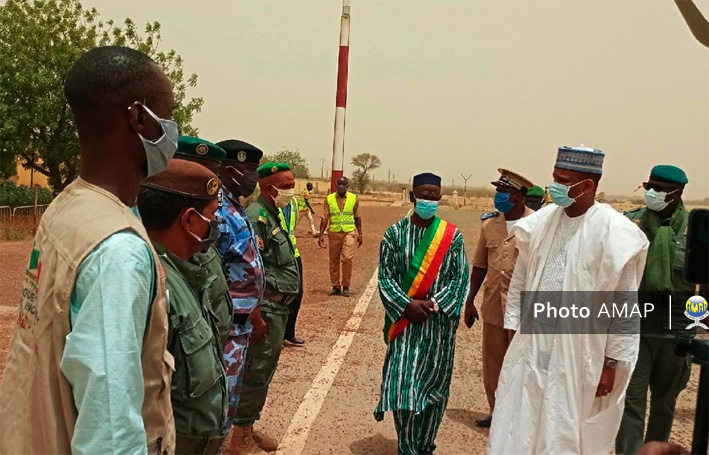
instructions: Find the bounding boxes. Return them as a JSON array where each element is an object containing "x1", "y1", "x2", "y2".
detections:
[
  {"x1": 476, "y1": 415, "x2": 492, "y2": 428},
  {"x1": 342, "y1": 286, "x2": 350, "y2": 297},
  {"x1": 285, "y1": 337, "x2": 305, "y2": 345},
  {"x1": 328, "y1": 286, "x2": 342, "y2": 296}
]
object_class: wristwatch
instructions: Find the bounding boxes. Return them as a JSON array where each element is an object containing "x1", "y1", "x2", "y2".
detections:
[{"x1": 604, "y1": 358, "x2": 617, "y2": 369}]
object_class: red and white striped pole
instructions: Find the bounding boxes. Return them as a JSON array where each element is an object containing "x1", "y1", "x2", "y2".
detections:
[{"x1": 330, "y1": 0, "x2": 351, "y2": 193}]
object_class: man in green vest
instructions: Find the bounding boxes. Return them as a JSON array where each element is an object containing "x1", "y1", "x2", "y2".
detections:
[
  {"x1": 138, "y1": 159, "x2": 228, "y2": 455},
  {"x1": 234, "y1": 162, "x2": 301, "y2": 454},
  {"x1": 280, "y1": 196, "x2": 306, "y2": 345},
  {"x1": 174, "y1": 136, "x2": 232, "y2": 347},
  {"x1": 615, "y1": 165, "x2": 694, "y2": 454},
  {"x1": 318, "y1": 176, "x2": 362, "y2": 297}
]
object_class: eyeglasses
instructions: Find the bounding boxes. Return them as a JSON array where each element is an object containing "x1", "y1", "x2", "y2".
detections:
[{"x1": 642, "y1": 182, "x2": 680, "y2": 193}]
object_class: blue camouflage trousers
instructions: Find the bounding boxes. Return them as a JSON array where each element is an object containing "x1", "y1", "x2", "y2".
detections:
[{"x1": 224, "y1": 332, "x2": 250, "y2": 431}]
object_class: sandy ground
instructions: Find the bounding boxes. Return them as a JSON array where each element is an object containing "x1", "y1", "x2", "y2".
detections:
[{"x1": 0, "y1": 204, "x2": 701, "y2": 453}]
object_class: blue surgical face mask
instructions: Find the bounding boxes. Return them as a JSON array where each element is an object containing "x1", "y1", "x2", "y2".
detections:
[
  {"x1": 494, "y1": 192, "x2": 515, "y2": 213},
  {"x1": 548, "y1": 180, "x2": 585, "y2": 208},
  {"x1": 133, "y1": 103, "x2": 179, "y2": 177},
  {"x1": 414, "y1": 198, "x2": 439, "y2": 219}
]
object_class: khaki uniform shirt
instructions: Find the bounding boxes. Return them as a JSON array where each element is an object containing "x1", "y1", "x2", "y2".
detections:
[{"x1": 473, "y1": 207, "x2": 533, "y2": 327}]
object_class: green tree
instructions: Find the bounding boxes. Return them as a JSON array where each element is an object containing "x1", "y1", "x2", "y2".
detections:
[
  {"x1": 350, "y1": 152, "x2": 381, "y2": 193},
  {"x1": 262, "y1": 147, "x2": 310, "y2": 179},
  {"x1": 0, "y1": 0, "x2": 204, "y2": 191}
]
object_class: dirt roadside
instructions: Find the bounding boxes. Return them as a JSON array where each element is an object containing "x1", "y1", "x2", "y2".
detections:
[{"x1": 0, "y1": 204, "x2": 700, "y2": 453}]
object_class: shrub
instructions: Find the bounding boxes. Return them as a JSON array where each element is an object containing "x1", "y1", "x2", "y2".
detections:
[{"x1": 0, "y1": 180, "x2": 53, "y2": 208}]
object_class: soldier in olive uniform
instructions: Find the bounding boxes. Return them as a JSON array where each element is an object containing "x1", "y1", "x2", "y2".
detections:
[
  {"x1": 616, "y1": 165, "x2": 695, "y2": 454},
  {"x1": 174, "y1": 136, "x2": 232, "y2": 348},
  {"x1": 233, "y1": 162, "x2": 300, "y2": 454},
  {"x1": 137, "y1": 160, "x2": 228, "y2": 455}
]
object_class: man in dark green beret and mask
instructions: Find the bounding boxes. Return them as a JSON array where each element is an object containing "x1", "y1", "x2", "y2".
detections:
[
  {"x1": 174, "y1": 136, "x2": 232, "y2": 349},
  {"x1": 524, "y1": 185, "x2": 545, "y2": 211},
  {"x1": 137, "y1": 159, "x2": 228, "y2": 454},
  {"x1": 230, "y1": 162, "x2": 300, "y2": 455},
  {"x1": 616, "y1": 165, "x2": 694, "y2": 454}
]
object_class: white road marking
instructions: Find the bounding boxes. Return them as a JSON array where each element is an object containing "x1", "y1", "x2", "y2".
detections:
[{"x1": 275, "y1": 270, "x2": 380, "y2": 455}]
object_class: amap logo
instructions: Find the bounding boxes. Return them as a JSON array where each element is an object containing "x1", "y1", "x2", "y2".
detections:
[{"x1": 685, "y1": 295, "x2": 709, "y2": 330}]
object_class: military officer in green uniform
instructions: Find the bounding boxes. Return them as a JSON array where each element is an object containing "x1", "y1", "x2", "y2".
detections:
[
  {"x1": 137, "y1": 160, "x2": 228, "y2": 455},
  {"x1": 233, "y1": 162, "x2": 300, "y2": 454},
  {"x1": 174, "y1": 136, "x2": 232, "y2": 347},
  {"x1": 616, "y1": 165, "x2": 695, "y2": 455}
]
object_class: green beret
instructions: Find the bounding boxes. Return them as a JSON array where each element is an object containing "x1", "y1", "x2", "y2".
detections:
[
  {"x1": 141, "y1": 160, "x2": 221, "y2": 200},
  {"x1": 527, "y1": 185, "x2": 545, "y2": 197},
  {"x1": 257, "y1": 162, "x2": 291, "y2": 178},
  {"x1": 650, "y1": 165, "x2": 688, "y2": 185},
  {"x1": 175, "y1": 136, "x2": 226, "y2": 163}
]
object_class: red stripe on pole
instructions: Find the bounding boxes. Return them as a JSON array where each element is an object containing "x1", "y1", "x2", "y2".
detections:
[
  {"x1": 335, "y1": 46, "x2": 349, "y2": 108},
  {"x1": 330, "y1": 169, "x2": 344, "y2": 192}
]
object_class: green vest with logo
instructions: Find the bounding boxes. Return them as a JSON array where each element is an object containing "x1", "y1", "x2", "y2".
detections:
[
  {"x1": 327, "y1": 192, "x2": 357, "y2": 233},
  {"x1": 154, "y1": 243, "x2": 228, "y2": 438},
  {"x1": 279, "y1": 198, "x2": 300, "y2": 259}
]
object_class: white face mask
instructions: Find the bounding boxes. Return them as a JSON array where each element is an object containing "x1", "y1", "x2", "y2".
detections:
[
  {"x1": 273, "y1": 187, "x2": 295, "y2": 208},
  {"x1": 645, "y1": 188, "x2": 678, "y2": 212},
  {"x1": 132, "y1": 103, "x2": 179, "y2": 177}
]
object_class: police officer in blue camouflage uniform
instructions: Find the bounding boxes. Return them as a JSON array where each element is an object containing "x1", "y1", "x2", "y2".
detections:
[{"x1": 214, "y1": 139, "x2": 267, "y2": 455}]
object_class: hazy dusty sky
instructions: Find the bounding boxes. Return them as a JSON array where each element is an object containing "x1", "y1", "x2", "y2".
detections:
[{"x1": 84, "y1": 0, "x2": 708, "y2": 199}]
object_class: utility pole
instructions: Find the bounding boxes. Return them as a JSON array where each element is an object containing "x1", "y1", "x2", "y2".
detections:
[
  {"x1": 320, "y1": 158, "x2": 326, "y2": 180},
  {"x1": 388, "y1": 169, "x2": 391, "y2": 182},
  {"x1": 460, "y1": 173, "x2": 472, "y2": 206},
  {"x1": 330, "y1": 0, "x2": 352, "y2": 192}
]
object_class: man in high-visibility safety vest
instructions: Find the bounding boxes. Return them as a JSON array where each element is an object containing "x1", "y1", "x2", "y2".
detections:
[
  {"x1": 297, "y1": 182, "x2": 319, "y2": 237},
  {"x1": 318, "y1": 176, "x2": 362, "y2": 297},
  {"x1": 279, "y1": 197, "x2": 306, "y2": 345}
]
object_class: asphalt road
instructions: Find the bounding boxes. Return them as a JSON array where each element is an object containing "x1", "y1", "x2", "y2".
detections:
[{"x1": 0, "y1": 204, "x2": 700, "y2": 453}]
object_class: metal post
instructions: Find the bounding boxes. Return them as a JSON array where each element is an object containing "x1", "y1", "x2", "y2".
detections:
[
  {"x1": 330, "y1": 0, "x2": 351, "y2": 192},
  {"x1": 33, "y1": 184, "x2": 39, "y2": 217},
  {"x1": 460, "y1": 173, "x2": 472, "y2": 206},
  {"x1": 321, "y1": 158, "x2": 325, "y2": 180}
]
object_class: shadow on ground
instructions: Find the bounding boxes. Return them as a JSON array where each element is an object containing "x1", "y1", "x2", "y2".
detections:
[
  {"x1": 350, "y1": 433, "x2": 398, "y2": 455},
  {"x1": 446, "y1": 408, "x2": 490, "y2": 435}
]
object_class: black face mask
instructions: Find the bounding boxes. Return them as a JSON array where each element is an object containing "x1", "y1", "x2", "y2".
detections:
[
  {"x1": 227, "y1": 166, "x2": 258, "y2": 198},
  {"x1": 188, "y1": 210, "x2": 220, "y2": 253}
]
